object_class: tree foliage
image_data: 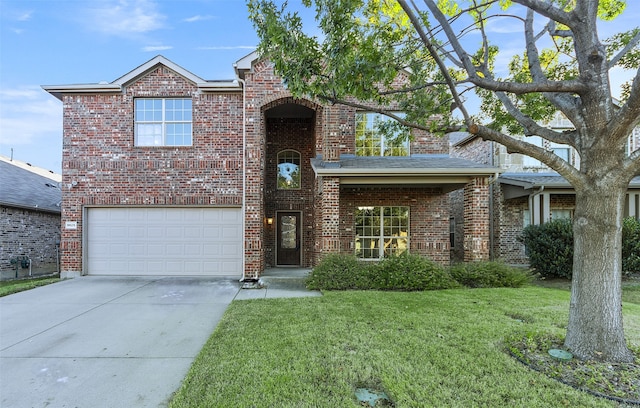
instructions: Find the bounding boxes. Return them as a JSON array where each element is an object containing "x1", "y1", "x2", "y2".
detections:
[{"x1": 248, "y1": 0, "x2": 640, "y2": 362}]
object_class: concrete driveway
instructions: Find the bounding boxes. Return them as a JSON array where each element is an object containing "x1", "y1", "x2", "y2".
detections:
[{"x1": 0, "y1": 276, "x2": 240, "y2": 408}]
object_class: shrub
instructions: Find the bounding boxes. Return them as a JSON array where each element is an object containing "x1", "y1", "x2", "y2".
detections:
[
  {"x1": 305, "y1": 253, "x2": 369, "y2": 290},
  {"x1": 306, "y1": 253, "x2": 459, "y2": 291},
  {"x1": 520, "y1": 217, "x2": 640, "y2": 279},
  {"x1": 520, "y1": 219, "x2": 574, "y2": 279},
  {"x1": 623, "y1": 217, "x2": 640, "y2": 276},
  {"x1": 374, "y1": 253, "x2": 459, "y2": 291},
  {"x1": 449, "y1": 261, "x2": 534, "y2": 288}
]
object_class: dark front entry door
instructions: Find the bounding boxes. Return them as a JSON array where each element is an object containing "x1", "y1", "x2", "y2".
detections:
[{"x1": 277, "y1": 212, "x2": 301, "y2": 265}]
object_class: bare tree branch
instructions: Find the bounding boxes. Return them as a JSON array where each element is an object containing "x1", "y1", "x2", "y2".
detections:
[
  {"x1": 424, "y1": 0, "x2": 587, "y2": 95},
  {"x1": 622, "y1": 148, "x2": 640, "y2": 178},
  {"x1": 316, "y1": 94, "x2": 460, "y2": 133},
  {"x1": 400, "y1": 0, "x2": 472, "y2": 123},
  {"x1": 609, "y1": 31, "x2": 640, "y2": 68},
  {"x1": 512, "y1": 0, "x2": 574, "y2": 26},
  {"x1": 471, "y1": 124, "x2": 585, "y2": 188},
  {"x1": 491, "y1": 90, "x2": 576, "y2": 146},
  {"x1": 522, "y1": 9, "x2": 582, "y2": 129},
  {"x1": 608, "y1": 67, "x2": 640, "y2": 142}
]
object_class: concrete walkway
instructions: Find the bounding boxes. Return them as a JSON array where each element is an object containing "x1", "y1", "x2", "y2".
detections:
[{"x1": 0, "y1": 273, "x2": 320, "y2": 408}]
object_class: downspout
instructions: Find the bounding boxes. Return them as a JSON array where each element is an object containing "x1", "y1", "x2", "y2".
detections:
[
  {"x1": 235, "y1": 76, "x2": 247, "y2": 282},
  {"x1": 489, "y1": 142, "x2": 496, "y2": 261}
]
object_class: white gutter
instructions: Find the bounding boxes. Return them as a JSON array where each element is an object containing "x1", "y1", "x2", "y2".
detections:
[
  {"x1": 235, "y1": 77, "x2": 247, "y2": 282},
  {"x1": 312, "y1": 166, "x2": 500, "y2": 177}
]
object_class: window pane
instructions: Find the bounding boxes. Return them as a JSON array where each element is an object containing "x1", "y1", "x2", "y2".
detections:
[
  {"x1": 281, "y1": 216, "x2": 297, "y2": 249},
  {"x1": 134, "y1": 98, "x2": 192, "y2": 146},
  {"x1": 277, "y1": 150, "x2": 301, "y2": 189},
  {"x1": 354, "y1": 206, "x2": 408, "y2": 259},
  {"x1": 136, "y1": 124, "x2": 163, "y2": 146},
  {"x1": 553, "y1": 147, "x2": 570, "y2": 161},
  {"x1": 356, "y1": 113, "x2": 409, "y2": 157}
]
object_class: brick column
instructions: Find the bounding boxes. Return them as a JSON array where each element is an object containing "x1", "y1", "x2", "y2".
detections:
[
  {"x1": 322, "y1": 106, "x2": 342, "y2": 162},
  {"x1": 316, "y1": 176, "x2": 341, "y2": 261},
  {"x1": 463, "y1": 177, "x2": 490, "y2": 261}
]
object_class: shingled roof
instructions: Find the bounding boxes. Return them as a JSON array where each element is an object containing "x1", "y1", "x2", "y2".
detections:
[
  {"x1": 0, "y1": 157, "x2": 61, "y2": 213},
  {"x1": 500, "y1": 173, "x2": 640, "y2": 189}
]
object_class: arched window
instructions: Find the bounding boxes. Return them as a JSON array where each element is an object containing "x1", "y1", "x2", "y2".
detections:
[{"x1": 277, "y1": 150, "x2": 301, "y2": 189}]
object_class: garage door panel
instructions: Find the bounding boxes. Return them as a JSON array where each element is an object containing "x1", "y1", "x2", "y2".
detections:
[
  {"x1": 203, "y1": 226, "x2": 221, "y2": 239},
  {"x1": 184, "y1": 244, "x2": 202, "y2": 256},
  {"x1": 222, "y1": 226, "x2": 241, "y2": 239},
  {"x1": 87, "y1": 208, "x2": 242, "y2": 276}
]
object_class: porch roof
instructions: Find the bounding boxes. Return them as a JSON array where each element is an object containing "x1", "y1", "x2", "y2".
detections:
[
  {"x1": 499, "y1": 173, "x2": 640, "y2": 199},
  {"x1": 310, "y1": 155, "x2": 500, "y2": 192}
]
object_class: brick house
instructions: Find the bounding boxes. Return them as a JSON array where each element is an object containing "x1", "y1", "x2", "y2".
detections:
[
  {"x1": 450, "y1": 114, "x2": 640, "y2": 264},
  {"x1": 0, "y1": 156, "x2": 61, "y2": 279},
  {"x1": 43, "y1": 54, "x2": 498, "y2": 279}
]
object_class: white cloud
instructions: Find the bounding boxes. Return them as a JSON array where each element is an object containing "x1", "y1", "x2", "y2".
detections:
[
  {"x1": 482, "y1": 16, "x2": 525, "y2": 34},
  {"x1": 142, "y1": 45, "x2": 173, "y2": 52},
  {"x1": 0, "y1": 86, "x2": 62, "y2": 147},
  {"x1": 0, "y1": 86, "x2": 63, "y2": 172},
  {"x1": 197, "y1": 45, "x2": 256, "y2": 51},
  {"x1": 85, "y1": 0, "x2": 166, "y2": 36},
  {"x1": 17, "y1": 11, "x2": 33, "y2": 21},
  {"x1": 182, "y1": 15, "x2": 214, "y2": 23}
]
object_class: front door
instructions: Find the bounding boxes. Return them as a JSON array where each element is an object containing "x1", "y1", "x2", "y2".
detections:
[{"x1": 277, "y1": 212, "x2": 301, "y2": 266}]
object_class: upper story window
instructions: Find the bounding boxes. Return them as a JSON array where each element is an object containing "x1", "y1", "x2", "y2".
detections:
[
  {"x1": 277, "y1": 150, "x2": 301, "y2": 189},
  {"x1": 135, "y1": 98, "x2": 192, "y2": 146},
  {"x1": 355, "y1": 112, "x2": 409, "y2": 157},
  {"x1": 522, "y1": 135, "x2": 572, "y2": 167}
]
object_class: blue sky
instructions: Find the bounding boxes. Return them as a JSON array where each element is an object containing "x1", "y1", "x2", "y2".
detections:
[
  {"x1": 0, "y1": 0, "x2": 638, "y2": 174},
  {"x1": 0, "y1": 0, "x2": 261, "y2": 173}
]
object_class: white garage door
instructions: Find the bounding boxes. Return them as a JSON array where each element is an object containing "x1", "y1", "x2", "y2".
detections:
[{"x1": 86, "y1": 208, "x2": 242, "y2": 276}]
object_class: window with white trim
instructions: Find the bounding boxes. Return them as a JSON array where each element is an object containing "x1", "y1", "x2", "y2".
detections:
[
  {"x1": 355, "y1": 112, "x2": 409, "y2": 156},
  {"x1": 355, "y1": 206, "x2": 409, "y2": 259},
  {"x1": 135, "y1": 98, "x2": 192, "y2": 146},
  {"x1": 551, "y1": 209, "x2": 573, "y2": 220}
]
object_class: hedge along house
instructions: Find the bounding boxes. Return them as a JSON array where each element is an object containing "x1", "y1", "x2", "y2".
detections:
[{"x1": 43, "y1": 54, "x2": 499, "y2": 280}]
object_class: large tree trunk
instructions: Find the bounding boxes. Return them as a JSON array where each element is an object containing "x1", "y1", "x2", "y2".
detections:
[{"x1": 565, "y1": 183, "x2": 634, "y2": 362}]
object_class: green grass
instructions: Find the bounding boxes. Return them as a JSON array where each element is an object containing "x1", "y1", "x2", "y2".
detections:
[
  {"x1": 0, "y1": 276, "x2": 60, "y2": 297},
  {"x1": 170, "y1": 287, "x2": 640, "y2": 407},
  {"x1": 534, "y1": 276, "x2": 640, "y2": 305}
]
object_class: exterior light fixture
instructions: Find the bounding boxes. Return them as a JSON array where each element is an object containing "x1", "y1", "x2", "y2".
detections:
[{"x1": 267, "y1": 217, "x2": 274, "y2": 225}]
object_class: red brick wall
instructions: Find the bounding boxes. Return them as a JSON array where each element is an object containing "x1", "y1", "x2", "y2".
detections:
[
  {"x1": 340, "y1": 187, "x2": 451, "y2": 264},
  {"x1": 264, "y1": 117, "x2": 316, "y2": 267},
  {"x1": 463, "y1": 177, "x2": 491, "y2": 261},
  {"x1": 59, "y1": 66, "x2": 243, "y2": 275},
  {"x1": 1, "y1": 206, "x2": 60, "y2": 278}
]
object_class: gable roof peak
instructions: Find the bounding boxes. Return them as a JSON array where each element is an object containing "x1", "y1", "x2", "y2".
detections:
[{"x1": 112, "y1": 55, "x2": 206, "y2": 86}]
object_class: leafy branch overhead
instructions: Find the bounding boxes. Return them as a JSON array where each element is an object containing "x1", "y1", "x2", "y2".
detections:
[
  {"x1": 250, "y1": 0, "x2": 640, "y2": 364},
  {"x1": 249, "y1": 0, "x2": 640, "y2": 182}
]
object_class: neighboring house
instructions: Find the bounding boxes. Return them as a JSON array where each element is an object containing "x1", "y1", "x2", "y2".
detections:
[
  {"x1": 43, "y1": 54, "x2": 498, "y2": 279},
  {"x1": 450, "y1": 114, "x2": 640, "y2": 264},
  {"x1": 0, "y1": 155, "x2": 61, "y2": 279}
]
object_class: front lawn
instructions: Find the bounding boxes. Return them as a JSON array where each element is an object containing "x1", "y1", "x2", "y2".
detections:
[
  {"x1": 170, "y1": 287, "x2": 640, "y2": 407},
  {"x1": 0, "y1": 276, "x2": 60, "y2": 297}
]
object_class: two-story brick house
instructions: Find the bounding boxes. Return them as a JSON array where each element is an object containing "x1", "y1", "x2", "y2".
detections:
[
  {"x1": 43, "y1": 54, "x2": 498, "y2": 279},
  {"x1": 450, "y1": 113, "x2": 640, "y2": 264}
]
